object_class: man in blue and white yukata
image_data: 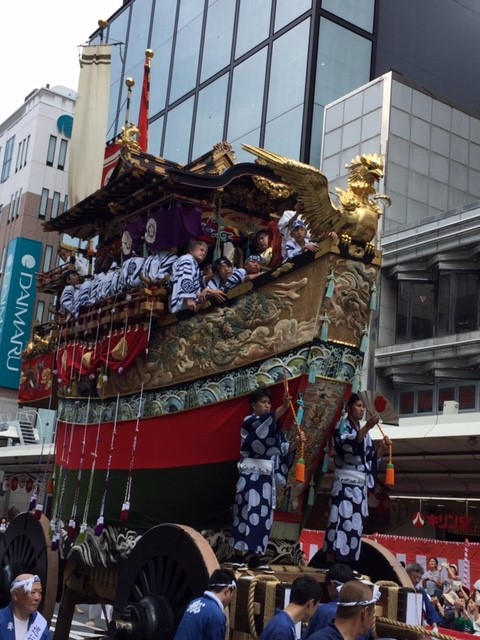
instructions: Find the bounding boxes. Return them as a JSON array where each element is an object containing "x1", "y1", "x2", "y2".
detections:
[
  {"x1": 323, "y1": 393, "x2": 390, "y2": 564},
  {"x1": 0, "y1": 573, "x2": 50, "y2": 640},
  {"x1": 173, "y1": 569, "x2": 236, "y2": 640}
]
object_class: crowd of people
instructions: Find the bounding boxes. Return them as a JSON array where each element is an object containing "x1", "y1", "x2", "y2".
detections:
[{"x1": 57, "y1": 203, "x2": 319, "y2": 318}]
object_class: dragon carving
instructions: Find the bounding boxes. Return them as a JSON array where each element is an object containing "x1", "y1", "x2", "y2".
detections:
[{"x1": 243, "y1": 144, "x2": 390, "y2": 245}]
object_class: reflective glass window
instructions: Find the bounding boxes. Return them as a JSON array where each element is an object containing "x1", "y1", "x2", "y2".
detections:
[
  {"x1": 123, "y1": 0, "x2": 153, "y2": 77},
  {"x1": 36, "y1": 300, "x2": 45, "y2": 324},
  {"x1": 43, "y1": 245, "x2": 53, "y2": 272},
  {"x1": 267, "y1": 19, "x2": 310, "y2": 122},
  {"x1": 58, "y1": 139, "x2": 68, "y2": 170},
  {"x1": 229, "y1": 127, "x2": 261, "y2": 162},
  {"x1": 201, "y1": 0, "x2": 235, "y2": 82},
  {"x1": 170, "y1": 1, "x2": 203, "y2": 102},
  {"x1": 311, "y1": 18, "x2": 371, "y2": 166},
  {"x1": 438, "y1": 387, "x2": 455, "y2": 413},
  {"x1": 315, "y1": 19, "x2": 372, "y2": 108},
  {"x1": 274, "y1": 0, "x2": 311, "y2": 32},
  {"x1": 51, "y1": 192, "x2": 61, "y2": 219},
  {"x1": 39, "y1": 189, "x2": 49, "y2": 219},
  {"x1": 47, "y1": 135, "x2": 57, "y2": 166},
  {"x1": 322, "y1": 0, "x2": 375, "y2": 33},
  {"x1": 418, "y1": 389, "x2": 433, "y2": 414},
  {"x1": 150, "y1": 2, "x2": 177, "y2": 116},
  {"x1": 235, "y1": 0, "x2": 271, "y2": 59},
  {"x1": 193, "y1": 74, "x2": 228, "y2": 158},
  {"x1": 228, "y1": 48, "x2": 267, "y2": 142},
  {"x1": 264, "y1": 105, "x2": 303, "y2": 158},
  {"x1": 459, "y1": 385, "x2": 476, "y2": 410},
  {"x1": 148, "y1": 116, "x2": 164, "y2": 157},
  {"x1": 163, "y1": 97, "x2": 194, "y2": 163},
  {"x1": 106, "y1": 7, "x2": 130, "y2": 138},
  {"x1": 15, "y1": 141, "x2": 23, "y2": 172},
  {"x1": 1, "y1": 136, "x2": 15, "y2": 182}
]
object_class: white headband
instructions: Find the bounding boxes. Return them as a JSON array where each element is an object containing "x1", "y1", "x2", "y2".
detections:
[
  {"x1": 338, "y1": 583, "x2": 381, "y2": 607},
  {"x1": 10, "y1": 575, "x2": 41, "y2": 594}
]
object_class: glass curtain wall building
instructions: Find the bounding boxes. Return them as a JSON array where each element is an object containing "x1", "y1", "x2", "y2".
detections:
[{"x1": 96, "y1": 0, "x2": 375, "y2": 166}]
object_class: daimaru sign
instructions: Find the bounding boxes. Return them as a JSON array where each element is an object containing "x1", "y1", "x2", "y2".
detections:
[{"x1": 0, "y1": 238, "x2": 42, "y2": 389}]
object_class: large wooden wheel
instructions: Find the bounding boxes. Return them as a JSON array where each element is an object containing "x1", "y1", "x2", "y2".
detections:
[
  {"x1": 109, "y1": 523, "x2": 219, "y2": 640},
  {"x1": 0, "y1": 512, "x2": 59, "y2": 622},
  {"x1": 309, "y1": 537, "x2": 411, "y2": 587}
]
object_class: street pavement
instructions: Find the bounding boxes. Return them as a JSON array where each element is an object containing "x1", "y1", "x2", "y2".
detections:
[{"x1": 50, "y1": 604, "x2": 109, "y2": 639}]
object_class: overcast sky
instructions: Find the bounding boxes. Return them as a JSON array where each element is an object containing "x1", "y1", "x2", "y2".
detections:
[{"x1": 0, "y1": 0, "x2": 121, "y2": 124}]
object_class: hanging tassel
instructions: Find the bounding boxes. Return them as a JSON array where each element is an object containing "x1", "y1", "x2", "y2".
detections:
[
  {"x1": 29, "y1": 493, "x2": 37, "y2": 512},
  {"x1": 120, "y1": 501, "x2": 130, "y2": 522},
  {"x1": 94, "y1": 516, "x2": 104, "y2": 536},
  {"x1": 337, "y1": 409, "x2": 347, "y2": 435},
  {"x1": 51, "y1": 533, "x2": 60, "y2": 551},
  {"x1": 67, "y1": 518, "x2": 76, "y2": 537},
  {"x1": 325, "y1": 270, "x2": 335, "y2": 299},
  {"x1": 308, "y1": 478, "x2": 316, "y2": 506},
  {"x1": 351, "y1": 367, "x2": 361, "y2": 394},
  {"x1": 320, "y1": 312, "x2": 330, "y2": 342},
  {"x1": 34, "y1": 504, "x2": 43, "y2": 521},
  {"x1": 385, "y1": 462, "x2": 395, "y2": 486},
  {"x1": 360, "y1": 324, "x2": 368, "y2": 352},
  {"x1": 47, "y1": 477, "x2": 55, "y2": 496},
  {"x1": 308, "y1": 363, "x2": 317, "y2": 383},
  {"x1": 295, "y1": 457, "x2": 305, "y2": 483},
  {"x1": 370, "y1": 282, "x2": 378, "y2": 310},
  {"x1": 321, "y1": 445, "x2": 330, "y2": 473}
]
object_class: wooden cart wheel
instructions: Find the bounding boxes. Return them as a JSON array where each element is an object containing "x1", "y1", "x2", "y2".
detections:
[
  {"x1": 0, "y1": 512, "x2": 59, "y2": 623},
  {"x1": 309, "y1": 537, "x2": 411, "y2": 587},
  {"x1": 109, "y1": 523, "x2": 219, "y2": 640}
]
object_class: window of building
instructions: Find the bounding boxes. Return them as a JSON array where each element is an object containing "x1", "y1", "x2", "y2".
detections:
[
  {"x1": 169, "y1": 0, "x2": 203, "y2": 103},
  {"x1": 43, "y1": 245, "x2": 53, "y2": 272},
  {"x1": 438, "y1": 387, "x2": 455, "y2": 412},
  {"x1": 14, "y1": 189, "x2": 22, "y2": 218},
  {"x1": 321, "y1": 0, "x2": 375, "y2": 33},
  {"x1": 0, "y1": 247, "x2": 6, "y2": 275},
  {"x1": 15, "y1": 141, "x2": 23, "y2": 172},
  {"x1": 1, "y1": 135, "x2": 16, "y2": 182},
  {"x1": 310, "y1": 18, "x2": 372, "y2": 166},
  {"x1": 459, "y1": 385, "x2": 476, "y2": 410},
  {"x1": 46, "y1": 135, "x2": 57, "y2": 166},
  {"x1": 63, "y1": 194, "x2": 68, "y2": 213},
  {"x1": 22, "y1": 135, "x2": 30, "y2": 167},
  {"x1": 192, "y1": 74, "x2": 228, "y2": 158},
  {"x1": 235, "y1": 0, "x2": 271, "y2": 59},
  {"x1": 417, "y1": 389, "x2": 433, "y2": 413},
  {"x1": 58, "y1": 139, "x2": 68, "y2": 170},
  {"x1": 274, "y1": 0, "x2": 311, "y2": 32},
  {"x1": 399, "y1": 391, "x2": 415, "y2": 415},
  {"x1": 36, "y1": 300, "x2": 45, "y2": 324},
  {"x1": 39, "y1": 188, "x2": 49, "y2": 219},
  {"x1": 200, "y1": 0, "x2": 235, "y2": 82},
  {"x1": 8, "y1": 193, "x2": 15, "y2": 222},
  {"x1": 149, "y1": 2, "x2": 176, "y2": 115},
  {"x1": 163, "y1": 97, "x2": 194, "y2": 163},
  {"x1": 51, "y1": 192, "x2": 61, "y2": 219},
  {"x1": 396, "y1": 281, "x2": 436, "y2": 342},
  {"x1": 228, "y1": 47, "x2": 267, "y2": 143}
]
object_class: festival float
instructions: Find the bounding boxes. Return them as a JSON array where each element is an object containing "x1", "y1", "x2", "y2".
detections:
[{"x1": 0, "y1": 81, "x2": 436, "y2": 637}]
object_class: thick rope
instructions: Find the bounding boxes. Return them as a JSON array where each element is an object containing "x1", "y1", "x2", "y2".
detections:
[
  {"x1": 375, "y1": 617, "x2": 460, "y2": 640},
  {"x1": 247, "y1": 575, "x2": 280, "y2": 640}
]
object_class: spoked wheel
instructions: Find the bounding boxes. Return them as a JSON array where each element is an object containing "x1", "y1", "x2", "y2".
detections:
[
  {"x1": 109, "y1": 523, "x2": 219, "y2": 640},
  {"x1": 0, "y1": 512, "x2": 59, "y2": 622}
]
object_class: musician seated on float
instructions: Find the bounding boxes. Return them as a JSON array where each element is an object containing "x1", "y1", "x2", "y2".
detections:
[
  {"x1": 120, "y1": 252, "x2": 145, "y2": 291},
  {"x1": 283, "y1": 220, "x2": 318, "y2": 261},
  {"x1": 200, "y1": 257, "x2": 232, "y2": 303},
  {"x1": 59, "y1": 269, "x2": 82, "y2": 316},
  {"x1": 254, "y1": 229, "x2": 274, "y2": 269},
  {"x1": 141, "y1": 246, "x2": 178, "y2": 285},
  {"x1": 222, "y1": 255, "x2": 263, "y2": 291},
  {"x1": 169, "y1": 240, "x2": 208, "y2": 314}
]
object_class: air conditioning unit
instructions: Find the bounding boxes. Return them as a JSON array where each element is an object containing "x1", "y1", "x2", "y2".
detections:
[{"x1": 443, "y1": 400, "x2": 459, "y2": 414}]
